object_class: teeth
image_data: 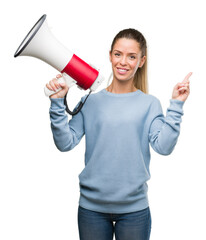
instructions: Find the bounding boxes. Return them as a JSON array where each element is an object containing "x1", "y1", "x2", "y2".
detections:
[{"x1": 118, "y1": 69, "x2": 127, "y2": 72}]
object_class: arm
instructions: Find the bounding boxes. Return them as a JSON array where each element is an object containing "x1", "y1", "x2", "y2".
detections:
[
  {"x1": 149, "y1": 72, "x2": 191, "y2": 155},
  {"x1": 148, "y1": 98, "x2": 184, "y2": 155},
  {"x1": 49, "y1": 98, "x2": 85, "y2": 152},
  {"x1": 46, "y1": 74, "x2": 85, "y2": 152}
]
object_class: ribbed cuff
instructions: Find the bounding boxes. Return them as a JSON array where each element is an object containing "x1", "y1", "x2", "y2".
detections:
[
  {"x1": 168, "y1": 99, "x2": 185, "y2": 115},
  {"x1": 50, "y1": 98, "x2": 65, "y2": 109}
]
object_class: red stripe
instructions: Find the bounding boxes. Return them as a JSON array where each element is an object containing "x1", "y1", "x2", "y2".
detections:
[{"x1": 61, "y1": 54, "x2": 99, "y2": 90}]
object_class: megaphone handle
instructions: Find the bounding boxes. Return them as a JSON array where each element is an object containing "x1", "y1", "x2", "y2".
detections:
[{"x1": 44, "y1": 73, "x2": 76, "y2": 97}]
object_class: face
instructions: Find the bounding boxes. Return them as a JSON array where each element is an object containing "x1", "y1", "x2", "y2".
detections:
[{"x1": 109, "y1": 38, "x2": 145, "y2": 83}]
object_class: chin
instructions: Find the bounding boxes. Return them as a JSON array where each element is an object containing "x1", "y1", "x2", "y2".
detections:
[{"x1": 115, "y1": 75, "x2": 134, "y2": 82}]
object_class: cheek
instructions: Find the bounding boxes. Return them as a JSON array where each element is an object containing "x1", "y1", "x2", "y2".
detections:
[
  {"x1": 110, "y1": 57, "x2": 118, "y2": 66},
  {"x1": 131, "y1": 61, "x2": 139, "y2": 71}
]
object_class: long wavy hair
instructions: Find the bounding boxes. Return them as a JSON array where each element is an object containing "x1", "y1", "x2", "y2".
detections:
[{"x1": 109, "y1": 28, "x2": 148, "y2": 94}]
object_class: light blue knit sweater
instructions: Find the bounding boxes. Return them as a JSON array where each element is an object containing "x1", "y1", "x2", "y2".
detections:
[{"x1": 49, "y1": 88, "x2": 185, "y2": 214}]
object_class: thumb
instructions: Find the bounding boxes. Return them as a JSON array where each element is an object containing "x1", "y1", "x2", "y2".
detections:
[
  {"x1": 59, "y1": 82, "x2": 65, "y2": 87},
  {"x1": 59, "y1": 82, "x2": 67, "y2": 89},
  {"x1": 59, "y1": 82, "x2": 69, "y2": 93}
]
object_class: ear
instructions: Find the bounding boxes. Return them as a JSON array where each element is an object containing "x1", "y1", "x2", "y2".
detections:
[
  {"x1": 109, "y1": 51, "x2": 112, "y2": 62},
  {"x1": 139, "y1": 55, "x2": 146, "y2": 68}
]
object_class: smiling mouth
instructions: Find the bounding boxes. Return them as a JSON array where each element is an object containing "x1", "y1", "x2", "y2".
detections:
[{"x1": 116, "y1": 67, "x2": 129, "y2": 74}]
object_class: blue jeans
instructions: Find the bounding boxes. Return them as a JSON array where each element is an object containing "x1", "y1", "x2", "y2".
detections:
[{"x1": 78, "y1": 206, "x2": 151, "y2": 240}]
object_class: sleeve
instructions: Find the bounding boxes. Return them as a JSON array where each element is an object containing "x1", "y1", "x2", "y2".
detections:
[
  {"x1": 49, "y1": 97, "x2": 85, "y2": 152},
  {"x1": 148, "y1": 98, "x2": 185, "y2": 155}
]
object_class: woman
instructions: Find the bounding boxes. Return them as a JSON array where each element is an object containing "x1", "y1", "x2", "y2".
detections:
[{"x1": 46, "y1": 29, "x2": 191, "y2": 240}]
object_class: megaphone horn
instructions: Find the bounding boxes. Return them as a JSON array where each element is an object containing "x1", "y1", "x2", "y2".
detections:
[{"x1": 14, "y1": 14, "x2": 104, "y2": 115}]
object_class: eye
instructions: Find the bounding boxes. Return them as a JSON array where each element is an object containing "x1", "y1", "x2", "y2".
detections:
[
  {"x1": 114, "y1": 53, "x2": 120, "y2": 57},
  {"x1": 129, "y1": 55, "x2": 136, "y2": 59}
]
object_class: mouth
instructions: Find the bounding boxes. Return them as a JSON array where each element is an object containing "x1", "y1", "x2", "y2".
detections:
[{"x1": 116, "y1": 67, "x2": 129, "y2": 74}]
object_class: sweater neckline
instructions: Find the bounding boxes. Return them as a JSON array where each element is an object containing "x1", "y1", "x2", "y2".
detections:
[{"x1": 101, "y1": 88, "x2": 141, "y2": 97}]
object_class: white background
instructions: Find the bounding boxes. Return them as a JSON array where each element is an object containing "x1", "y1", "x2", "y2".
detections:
[{"x1": 1, "y1": 0, "x2": 205, "y2": 239}]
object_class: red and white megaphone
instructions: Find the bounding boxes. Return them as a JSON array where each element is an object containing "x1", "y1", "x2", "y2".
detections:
[{"x1": 14, "y1": 14, "x2": 104, "y2": 115}]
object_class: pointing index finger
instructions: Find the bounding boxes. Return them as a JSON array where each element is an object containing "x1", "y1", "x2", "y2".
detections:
[{"x1": 182, "y1": 72, "x2": 192, "y2": 83}]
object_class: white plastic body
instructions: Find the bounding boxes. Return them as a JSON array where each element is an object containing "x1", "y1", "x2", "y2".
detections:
[
  {"x1": 18, "y1": 18, "x2": 73, "y2": 72},
  {"x1": 89, "y1": 73, "x2": 105, "y2": 91}
]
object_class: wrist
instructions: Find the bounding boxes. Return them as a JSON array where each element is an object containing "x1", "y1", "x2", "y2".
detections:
[
  {"x1": 49, "y1": 92, "x2": 66, "y2": 99},
  {"x1": 172, "y1": 97, "x2": 185, "y2": 102}
]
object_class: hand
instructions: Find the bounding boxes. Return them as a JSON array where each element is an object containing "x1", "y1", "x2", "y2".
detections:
[
  {"x1": 172, "y1": 72, "x2": 192, "y2": 102},
  {"x1": 46, "y1": 74, "x2": 69, "y2": 99}
]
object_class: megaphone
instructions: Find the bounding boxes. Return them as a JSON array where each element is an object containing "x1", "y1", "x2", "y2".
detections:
[{"x1": 14, "y1": 14, "x2": 104, "y2": 115}]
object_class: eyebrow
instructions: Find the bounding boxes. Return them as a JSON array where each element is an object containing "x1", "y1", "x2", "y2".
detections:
[{"x1": 113, "y1": 49, "x2": 138, "y2": 55}]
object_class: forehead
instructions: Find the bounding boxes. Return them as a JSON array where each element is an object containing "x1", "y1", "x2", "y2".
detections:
[{"x1": 113, "y1": 38, "x2": 141, "y2": 53}]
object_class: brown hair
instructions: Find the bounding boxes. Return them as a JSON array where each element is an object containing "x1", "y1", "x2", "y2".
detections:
[{"x1": 110, "y1": 28, "x2": 148, "y2": 94}]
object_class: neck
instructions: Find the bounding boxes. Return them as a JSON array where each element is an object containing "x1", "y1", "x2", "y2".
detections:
[{"x1": 106, "y1": 79, "x2": 138, "y2": 94}]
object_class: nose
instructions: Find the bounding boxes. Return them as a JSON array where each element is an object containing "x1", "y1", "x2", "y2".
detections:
[{"x1": 120, "y1": 56, "x2": 127, "y2": 66}]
